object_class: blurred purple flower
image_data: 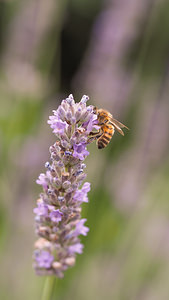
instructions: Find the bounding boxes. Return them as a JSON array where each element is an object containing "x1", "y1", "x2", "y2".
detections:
[
  {"x1": 82, "y1": 182, "x2": 91, "y2": 193},
  {"x1": 33, "y1": 202, "x2": 48, "y2": 217},
  {"x1": 35, "y1": 251, "x2": 54, "y2": 269},
  {"x1": 36, "y1": 173, "x2": 48, "y2": 190},
  {"x1": 49, "y1": 210, "x2": 63, "y2": 223},
  {"x1": 68, "y1": 243, "x2": 84, "y2": 254},
  {"x1": 73, "y1": 182, "x2": 91, "y2": 203},
  {"x1": 73, "y1": 219, "x2": 89, "y2": 237}
]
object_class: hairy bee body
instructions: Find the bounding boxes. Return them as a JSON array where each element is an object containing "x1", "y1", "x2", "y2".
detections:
[
  {"x1": 97, "y1": 122, "x2": 114, "y2": 149},
  {"x1": 90, "y1": 107, "x2": 129, "y2": 149}
]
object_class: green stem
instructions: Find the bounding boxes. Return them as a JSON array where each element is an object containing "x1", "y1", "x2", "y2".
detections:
[{"x1": 41, "y1": 276, "x2": 56, "y2": 300}]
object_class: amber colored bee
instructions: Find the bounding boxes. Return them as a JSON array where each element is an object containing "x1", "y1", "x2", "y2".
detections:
[{"x1": 89, "y1": 107, "x2": 129, "y2": 149}]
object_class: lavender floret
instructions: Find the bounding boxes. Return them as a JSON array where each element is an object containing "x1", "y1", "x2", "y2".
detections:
[
  {"x1": 35, "y1": 251, "x2": 54, "y2": 269},
  {"x1": 33, "y1": 203, "x2": 48, "y2": 217},
  {"x1": 33, "y1": 94, "x2": 97, "y2": 277},
  {"x1": 68, "y1": 243, "x2": 84, "y2": 254}
]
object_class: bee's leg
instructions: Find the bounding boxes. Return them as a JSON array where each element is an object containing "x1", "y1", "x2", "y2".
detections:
[
  {"x1": 87, "y1": 130, "x2": 102, "y2": 143},
  {"x1": 89, "y1": 131, "x2": 100, "y2": 137}
]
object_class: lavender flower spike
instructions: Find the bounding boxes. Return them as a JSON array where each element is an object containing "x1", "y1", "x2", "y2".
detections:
[{"x1": 33, "y1": 94, "x2": 97, "y2": 278}]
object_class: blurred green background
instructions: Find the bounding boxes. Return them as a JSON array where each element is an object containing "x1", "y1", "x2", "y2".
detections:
[{"x1": 1, "y1": 0, "x2": 169, "y2": 299}]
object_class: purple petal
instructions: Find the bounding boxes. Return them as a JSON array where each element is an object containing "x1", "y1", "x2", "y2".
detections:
[
  {"x1": 36, "y1": 251, "x2": 54, "y2": 268},
  {"x1": 49, "y1": 209, "x2": 63, "y2": 223},
  {"x1": 73, "y1": 219, "x2": 89, "y2": 237},
  {"x1": 73, "y1": 143, "x2": 89, "y2": 160},
  {"x1": 73, "y1": 182, "x2": 90, "y2": 203},
  {"x1": 53, "y1": 121, "x2": 67, "y2": 134},
  {"x1": 36, "y1": 173, "x2": 48, "y2": 190},
  {"x1": 33, "y1": 203, "x2": 48, "y2": 217},
  {"x1": 68, "y1": 243, "x2": 84, "y2": 254},
  {"x1": 82, "y1": 113, "x2": 98, "y2": 133},
  {"x1": 48, "y1": 116, "x2": 67, "y2": 134},
  {"x1": 82, "y1": 182, "x2": 91, "y2": 193}
]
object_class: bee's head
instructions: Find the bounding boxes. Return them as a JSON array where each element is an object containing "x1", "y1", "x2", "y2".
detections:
[{"x1": 93, "y1": 107, "x2": 109, "y2": 123}]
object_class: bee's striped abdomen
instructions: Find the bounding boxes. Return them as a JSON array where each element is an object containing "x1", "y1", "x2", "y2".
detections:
[{"x1": 97, "y1": 124, "x2": 114, "y2": 149}]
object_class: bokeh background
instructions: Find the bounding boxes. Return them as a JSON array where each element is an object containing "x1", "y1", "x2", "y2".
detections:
[{"x1": 1, "y1": 0, "x2": 169, "y2": 299}]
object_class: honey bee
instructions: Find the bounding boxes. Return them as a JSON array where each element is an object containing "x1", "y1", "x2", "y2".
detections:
[{"x1": 89, "y1": 107, "x2": 129, "y2": 149}]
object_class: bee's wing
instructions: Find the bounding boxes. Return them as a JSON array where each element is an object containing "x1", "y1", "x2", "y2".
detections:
[{"x1": 110, "y1": 118, "x2": 129, "y2": 136}]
